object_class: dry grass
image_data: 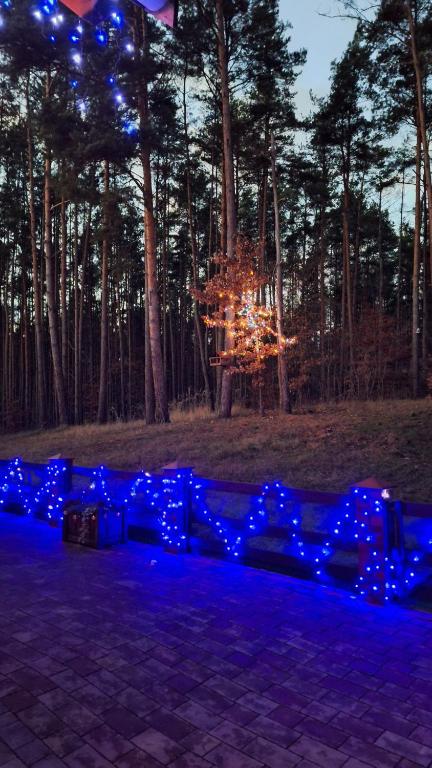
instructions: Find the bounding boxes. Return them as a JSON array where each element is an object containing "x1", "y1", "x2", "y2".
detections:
[{"x1": 1, "y1": 400, "x2": 432, "y2": 501}]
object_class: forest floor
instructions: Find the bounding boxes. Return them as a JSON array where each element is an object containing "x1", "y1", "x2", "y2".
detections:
[{"x1": 1, "y1": 399, "x2": 431, "y2": 501}]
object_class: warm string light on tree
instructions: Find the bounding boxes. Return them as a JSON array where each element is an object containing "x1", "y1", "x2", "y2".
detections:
[{"x1": 191, "y1": 239, "x2": 297, "y2": 379}]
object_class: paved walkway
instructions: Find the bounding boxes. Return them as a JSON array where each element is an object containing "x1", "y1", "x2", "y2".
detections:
[{"x1": 0, "y1": 514, "x2": 432, "y2": 768}]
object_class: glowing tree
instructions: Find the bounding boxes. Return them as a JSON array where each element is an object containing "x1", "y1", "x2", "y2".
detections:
[{"x1": 192, "y1": 239, "x2": 295, "y2": 383}]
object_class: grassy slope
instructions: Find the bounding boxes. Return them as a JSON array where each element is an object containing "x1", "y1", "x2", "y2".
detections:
[{"x1": 1, "y1": 400, "x2": 431, "y2": 501}]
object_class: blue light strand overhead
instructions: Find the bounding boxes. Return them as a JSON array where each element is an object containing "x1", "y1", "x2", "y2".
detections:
[{"x1": 1, "y1": 0, "x2": 136, "y2": 131}]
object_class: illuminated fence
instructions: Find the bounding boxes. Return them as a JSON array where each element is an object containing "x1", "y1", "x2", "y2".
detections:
[{"x1": 0, "y1": 457, "x2": 431, "y2": 604}]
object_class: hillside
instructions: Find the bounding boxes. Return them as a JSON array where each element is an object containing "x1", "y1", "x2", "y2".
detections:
[{"x1": 1, "y1": 400, "x2": 431, "y2": 501}]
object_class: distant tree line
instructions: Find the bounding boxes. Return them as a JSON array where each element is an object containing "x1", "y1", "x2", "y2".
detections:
[{"x1": 0, "y1": 0, "x2": 431, "y2": 431}]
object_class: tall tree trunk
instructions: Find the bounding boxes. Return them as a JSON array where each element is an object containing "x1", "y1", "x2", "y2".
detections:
[
  {"x1": 74, "y1": 205, "x2": 80, "y2": 424},
  {"x1": 406, "y1": 3, "x2": 432, "y2": 284},
  {"x1": 216, "y1": 0, "x2": 237, "y2": 418},
  {"x1": 270, "y1": 133, "x2": 290, "y2": 413},
  {"x1": 183, "y1": 68, "x2": 214, "y2": 410},
  {"x1": 60, "y1": 195, "x2": 68, "y2": 384},
  {"x1": 319, "y1": 206, "x2": 327, "y2": 399},
  {"x1": 26, "y1": 77, "x2": 46, "y2": 428},
  {"x1": 97, "y1": 160, "x2": 110, "y2": 423},
  {"x1": 138, "y1": 9, "x2": 169, "y2": 423},
  {"x1": 44, "y1": 75, "x2": 68, "y2": 425},
  {"x1": 342, "y1": 178, "x2": 354, "y2": 386},
  {"x1": 411, "y1": 125, "x2": 421, "y2": 397},
  {"x1": 396, "y1": 165, "x2": 406, "y2": 333},
  {"x1": 377, "y1": 182, "x2": 383, "y2": 389}
]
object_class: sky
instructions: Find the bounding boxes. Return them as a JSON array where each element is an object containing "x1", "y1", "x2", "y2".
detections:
[
  {"x1": 279, "y1": 0, "x2": 358, "y2": 117},
  {"x1": 278, "y1": 2, "x2": 411, "y2": 222}
]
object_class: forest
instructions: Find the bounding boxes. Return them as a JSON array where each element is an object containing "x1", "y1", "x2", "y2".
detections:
[{"x1": 0, "y1": 0, "x2": 431, "y2": 432}]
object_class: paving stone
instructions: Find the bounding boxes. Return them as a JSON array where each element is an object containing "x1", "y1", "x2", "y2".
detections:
[
  {"x1": 0, "y1": 743, "x2": 15, "y2": 767},
  {"x1": 410, "y1": 725, "x2": 432, "y2": 748},
  {"x1": 0, "y1": 656, "x2": 24, "y2": 675},
  {"x1": 210, "y1": 720, "x2": 253, "y2": 749},
  {"x1": 168, "y1": 754, "x2": 211, "y2": 768},
  {"x1": 82, "y1": 671, "x2": 126, "y2": 698},
  {"x1": 206, "y1": 742, "x2": 264, "y2": 768},
  {"x1": 0, "y1": 678, "x2": 20, "y2": 699},
  {"x1": 15, "y1": 738, "x2": 51, "y2": 766},
  {"x1": 290, "y1": 735, "x2": 348, "y2": 768},
  {"x1": 174, "y1": 662, "x2": 210, "y2": 686},
  {"x1": 219, "y1": 704, "x2": 256, "y2": 727},
  {"x1": 173, "y1": 703, "x2": 222, "y2": 733},
  {"x1": 146, "y1": 708, "x2": 195, "y2": 742},
  {"x1": 203, "y1": 676, "x2": 246, "y2": 702},
  {"x1": 55, "y1": 701, "x2": 102, "y2": 736},
  {"x1": 100, "y1": 706, "x2": 145, "y2": 739},
  {"x1": 115, "y1": 747, "x2": 164, "y2": 768},
  {"x1": 64, "y1": 745, "x2": 113, "y2": 768},
  {"x1": 113, "y1": 687, "x2": 157, "y2": 719},
  {"x1": 340, "y1": 735, "x2": 401, "y2": 768},
  {"x1": 3, "y1": 514, "x2": 432, "y2": 768},
  {"x1": 84, "y1": 724, "x2": 132, "y2": 762},
  {"x1": 71, "y1": 685, "x2": 112, "y2": 715},
  {"x1": 231, "y1": 670, "x2": 271, "y2": 693},
  {"x1": 1, "y1": 719, "x2": 35, "y2": 750},
  {"x1": 187, "y1": 687, "x2": 231, "y2": 717},
  {"x1": 132, "y1": 727, "x2": 184, "y2": 765},
  {"x1": 268, "y1": 705, "x2": 304, "y2": 729},
  {"x1": 236, "y1": 692, "x2": 276, "y2": 716},
  {"x1": 2, "y1": 691, "x2": 39, "y2": 714},
  {"x1": 33, "y1": 757, "x2": 67, "y2": 768},
  {"x1": 66, "y1": 657, "x2": 100, "y2": 677},
  {"x1": 18, "y1": 704, "x2": 63, "y2": 740},
  {"x1": 362, "y1": 708, "x2": 414, "y2": 739},
  {"x1": 243, "y1": 736, "x2": 300, "y2": 768},
  {"x1": 31, "y1": 659, "x2": 66, "y2": 678},
  {"x1": 180, "y1": 731, "x2": 220, "y2": 758},
  {"x1": 38, "y1": 691, "x2": 73, "y2": 713},
  {"x1": 49, "y1": 673, "x2": 85, "y2": 695},
  {"x1": 375, "y1": 730, "x2": 432, "y2": 767},
  {"x1": 397, "y1": 760, "x2": 427, "y2": 768},
  {"x1": 246, "y1": 714, "x2": 299, "y2": 748},
  {"x1": 8, "y1": 670, "x2": 55, "y2": 697},
  {"x1": 43, "y1": 728, "x2": 84, "y2": 758},
  {"x1": 320, "y1": 690, "x2": 369, "y2": 718},
  {"x1": 166, "y1": 675, "x2": 198, "y2": 695},
  {"x1": 295, "y1": 716, "x2": 347, "y2": 748}
]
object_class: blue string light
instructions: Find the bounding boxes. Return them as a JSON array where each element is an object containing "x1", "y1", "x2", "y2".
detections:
[
  {"x1": 0, "y1": 459, "x2": 424, "y2": 602},
  {"x1": 128, "y1": 470, "x2": 188, "y2": 550},
  {"x1": 0, "y1": 458, "x2": 31, "y2": 514},
  {"x1": 31, "y1": 461, "x2": 68, "y2": 522}
]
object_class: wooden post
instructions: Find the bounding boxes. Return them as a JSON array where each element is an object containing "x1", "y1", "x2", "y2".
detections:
[{"x1": 351, "y1": 477, "x2": 392, "y2": 604}]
